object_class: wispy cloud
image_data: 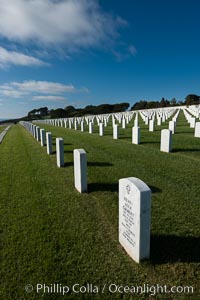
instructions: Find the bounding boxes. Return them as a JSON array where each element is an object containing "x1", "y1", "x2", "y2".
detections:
[
  {"x1": 0, "y1": 80, "x2": 89, "y2": 101},
  {"x1": 0, "y1": 0, "x2": 133, "y2": 57},
  {"x1": 128, "y1": 45, "x2": 137, "y2": 56},
  {"x1": 32, "y1": 95, "x2": 67, "y2": 102},
  {"x1": 0, "y1": 46, "x2": 48, "y2": 68},
  {"x1": 11, "y1": 80, "x2": 76, "y2": 94},
  {"x1": 0, "y1": 89, "x2": 28, "y2": 98}
]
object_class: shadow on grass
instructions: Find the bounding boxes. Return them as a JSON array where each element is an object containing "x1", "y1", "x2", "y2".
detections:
[
  {"x1": 88, "y1": 162, "x2": 113, "y2": 167},
  {"x1": 88, "y1": 182, "x2": 118, "y2": 193},
  {"x1": 175, "y1": 132, "x2": 193, "y2": 135},
  {"x1": 51, "y1": 149, "x2": 73, "y2": 154},
  {"x1": 64, "y1": 162, "x2": 73, "y2": 167},
  {"x1": 88, "y1": 183, "x2": 161, "y2": 193},
  {"x1": 52, "y1": 142, "x2": 72, "y2": 146},
  {"x1": 173, "y1": 148, "x2": 200, "y2": 153},
  {"x1": 150, "y1": 234, "x2": 200, "y2": 264},
  {"x1": 118, "y1": 136, "x2": 131, "y2": 140},
  {"x1": 148, "y1": 185, "x2": 162, "y2": 193},
  {"x1": 141, "y1": 141, "x2": 160, "y2": 144}
]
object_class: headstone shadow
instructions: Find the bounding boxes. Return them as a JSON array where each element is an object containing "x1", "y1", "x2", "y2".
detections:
[
  {"x1": 173, "y1": 148, "x2": 200, "y2": 153},
  {"x1": 88, "y1": 183, "x2": 161, "y2": 193},
  {"x1": 88, "y1": 182, "x2": 118, "y2": 193},
  {"x1": 150, "y1": 234, "x2": 200, "y2": 264},
  {"x1": 64, "y1": 162, "x2": 73, "y2": 167},
  {"x1": 141, "y1": 141, "x2": 160, "y2": 144},
  {"x1": 148, "y1": 185, "x2": 162, "y2": 193},
  {"x1": 88, "y1": 162, "x2": 113, "y2": 167},
  {"x1": 64, "y1": 150, "x2": 73, "y2": 154}
]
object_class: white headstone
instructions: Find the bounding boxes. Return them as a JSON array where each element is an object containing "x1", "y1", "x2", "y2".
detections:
[
  {"x1": 134, "y1": 115, "x2": 138, "y2": 127},
  {"x1": 122, "y1": 118, "x2": 126, "y2": 129},
  {"x1": 149, "y1": 120, "x2": 154, "y2": 132},
  {"x1": 194, "y1": 122, "x2": 200, "y2": 138},
  {"x1": 89, "y1": 122, "x2": 93, "y2": 134},
  {"x1": 157, "y1": 117, "x2": 161, "y2": 126},
  {"x1": 81, "y1": 121, "x2": 84, "y2": 132},
  {"x1": 113, "y1": 124, "x2": 119, "y2": 139},
  {"x1": 74, "y1": 149, "x2": 87, "y2": 193},
  {"x1": 56, "y1": 138, "x2": 64, "y2": 167},
  {"x1": 46, "y1": 132, "x2": 52, "y2": 154},
  {"x1": 169, "y1": 120, "x2": 176, "y2": 134},
  {"x1": 33, "y1": 125, "x2": 37, "y2": 138},
  {"x1": 36, "y1": 126, "x2": 40, "y2": 141},
  {"x1": 132, "y1": 126, "x2": 140, "y2": 144},
  {"x1": 119, "y1": 177, "x2": 151, "y2": 263},
  {"x1": 160, "y1": 129, "x2": 172, "y2": 152},
  {"x1": 40, "y1": 129, "x2": 46, "y2": 146},
  {"x1": 99, "y1": 123, "x2": 104, "y2": 136},
  {"x1": 190, "y1": 117, "x2": 196, "y2": 128},
  {"x1": 74, "y1": 121, "x2": 77, "y2": 130}
]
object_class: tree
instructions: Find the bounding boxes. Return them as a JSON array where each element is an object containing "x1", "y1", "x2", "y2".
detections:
[
  {"x1": 113, "y1": 102, "x2": 129, "y2": 112},
  {"x1": 146, "y1": 101, "x2": 159, "y2": 109},
  {"x1": 28, "y1": 107, "x2": 49, "y2": 118},
  {"x1": 50, "y1": 108, "x2": 68, "y2": 118},
  {"x1": 170, "y1": 98, "x2": 177, "y2": 106},
  {"x1": 185, "y1": 94, "x2": 200, "y2": 106},
  {"x1": 131, "y1": 101, "x2": 147, "y2": 110}
]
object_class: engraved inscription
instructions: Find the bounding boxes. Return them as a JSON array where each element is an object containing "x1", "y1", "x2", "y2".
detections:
[{"x1": 122, "y1": 196, "x2": 136, "y2": 248}]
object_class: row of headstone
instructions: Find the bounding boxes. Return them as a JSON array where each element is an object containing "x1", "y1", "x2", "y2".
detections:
[
  {"x1": 21, "y1": 121, "x2": 153, "y2": 264},
  {"x1": 34, "y1": 104, "x2": 200, "y2": 135},
  {"x1": 34, "y1": 117, "x2": 174, "y2": 153},
  {"x1": 20, "y1": 121, "x2": 87, "y2": 193},
  {"x1": 182, "y1": 109, "x2": 200, "y2": 137},
  {"x1": 36, "y1": 106, "x2": 178, "y2": 130},
  {"x1": 139, "y1": 107, "x2": 178, "y2": 127},
  {"x1": 0, "y1": 125, "x2": 11, "y2": 143}
]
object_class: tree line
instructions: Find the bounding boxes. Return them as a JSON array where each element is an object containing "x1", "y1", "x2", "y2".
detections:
[
  {"x1": 26, "y1": 94, "x2": 200, "y2": 120},
  {"x1": 131, "y1": 94, "x2": 200, "y2": 110},
  {"x1": 27, "y1": 102, "x2": 130, "y2": 119},
  {"x1": 0, "y1": 94, "x2": 199, "y2": 124}
]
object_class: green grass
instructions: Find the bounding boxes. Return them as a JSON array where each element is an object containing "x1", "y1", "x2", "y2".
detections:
[{"x1": 0, "y1": 112, "x2": 200, "y2": 299}]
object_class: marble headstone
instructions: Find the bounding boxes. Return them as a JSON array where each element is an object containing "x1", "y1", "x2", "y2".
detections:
[{"x1": 119, "y1": 177, "x2": 151, "y2": 263}]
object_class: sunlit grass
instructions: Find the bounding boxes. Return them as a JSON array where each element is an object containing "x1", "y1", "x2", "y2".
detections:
[{"x1": 0, "y1": 112, "x2": 200, "y2": 299}]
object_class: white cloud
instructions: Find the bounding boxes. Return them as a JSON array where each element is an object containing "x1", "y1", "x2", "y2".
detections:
[
  {"x1": 12, "y1": 80, "x2": 76, "y2": 94},
  {"x1": 1, "y1": 89, "x2": 28, "y2": 98},
  {"x1": 0, "y1": 46, "x2": 48, "y2": 68},
  {"x1": 0, "y1": 80, "x2": 88, "y2": 100},
  {"x1": 32, "y1": 95, "x2": 67, "y2": 101},
  {"x1": 0, "y1": 0, "x2": 127, "y2": 52}
]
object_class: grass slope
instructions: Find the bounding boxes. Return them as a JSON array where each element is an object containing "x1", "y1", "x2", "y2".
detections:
[{"x1": 0, "y1": 112, "x2": 200, "y2": 299}]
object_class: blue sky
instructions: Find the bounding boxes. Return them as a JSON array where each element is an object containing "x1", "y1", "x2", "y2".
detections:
[{"x1": 0, "y1": 0, "x2": 200, "y2": 118}]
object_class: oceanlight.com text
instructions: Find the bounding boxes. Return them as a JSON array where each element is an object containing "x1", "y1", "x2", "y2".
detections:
[{"x1": 25, "y1": 283, "x2": 194, "y2": 296}]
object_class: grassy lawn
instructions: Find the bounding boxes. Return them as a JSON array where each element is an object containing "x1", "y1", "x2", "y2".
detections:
[{"x1": 0, "y1": 112, "x2": 200, "y2": 299}]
